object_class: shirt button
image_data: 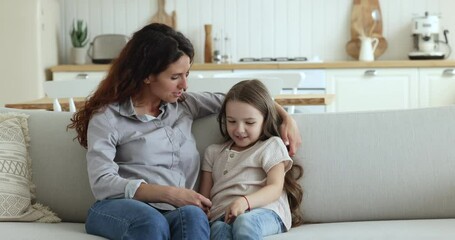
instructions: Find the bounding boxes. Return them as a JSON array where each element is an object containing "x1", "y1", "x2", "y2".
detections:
[
  {"x1": 229, "y1": 153, "x2": 235, "y2": 158},
  {"x1": 223, "y1": 170, "x2": 228, "y2": 175}
]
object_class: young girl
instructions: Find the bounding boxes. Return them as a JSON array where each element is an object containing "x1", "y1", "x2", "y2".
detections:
[{"x1": 199, "y1": 79, "x2": 304, "y2": 239}]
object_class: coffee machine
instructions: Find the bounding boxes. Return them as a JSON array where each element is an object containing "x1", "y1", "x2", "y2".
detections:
[{"x1": 408, "y1": 12, "x2": 449, "y2": 60}]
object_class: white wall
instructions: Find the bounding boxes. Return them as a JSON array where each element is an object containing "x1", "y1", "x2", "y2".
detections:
[
  {"x1": 59, "y1": 0, "x2": 455, "y2": 64},
  {"x1": 41, "y1": 0, "x2": 61, "y2": 81},
  {"x1": 0, "y1": 0, "x2": 60, "y2": 107},
  {"x1": 0, "y1": 0, "x2": 42, "y2": 106}
]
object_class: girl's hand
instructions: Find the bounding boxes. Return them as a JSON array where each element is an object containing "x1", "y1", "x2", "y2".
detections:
[
  {"x1": 280, "y1": 115, "x2": 302, "y2": 156},
  {"x1": 224, "y1": 197, "x2": 249, "y2": 223}
]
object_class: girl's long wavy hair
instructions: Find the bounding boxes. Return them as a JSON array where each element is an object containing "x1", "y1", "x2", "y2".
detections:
[
  {"x1": 67, "y1": 23, "x2": 194, "y2": 148},
  {"x1": 217, "y1": 79, "x2": 304, "y2": 227}
]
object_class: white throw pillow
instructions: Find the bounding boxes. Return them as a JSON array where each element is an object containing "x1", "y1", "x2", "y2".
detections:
[{"x1": 0, "y1": 112, "x2": 60, "y2": 222}]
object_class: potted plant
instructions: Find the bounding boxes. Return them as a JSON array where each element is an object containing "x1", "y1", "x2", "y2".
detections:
[{"x1": 70, "y1": 19, "x2": 88, "y2": 65}]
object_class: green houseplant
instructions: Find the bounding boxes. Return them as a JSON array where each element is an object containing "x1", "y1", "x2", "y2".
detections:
[
  {"x1": 70, "y1": 19, "x2": 88, "y2": 48},
  {"x1": 70, "y1": 19, "x2": 88, "y2": 64}
]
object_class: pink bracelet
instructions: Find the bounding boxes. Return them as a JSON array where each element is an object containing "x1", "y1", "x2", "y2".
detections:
[{"x1": 242, "y1": 196, "x2": 251, "y2": 211}]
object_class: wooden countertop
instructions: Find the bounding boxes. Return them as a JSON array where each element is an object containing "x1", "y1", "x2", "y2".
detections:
[
  {"x1": 274, "y1": 94, "x2": 334, "y2": 106},
  {"x1": 4, "y1": 97, "x2": 86, "y2": 111},
  {"x1": 5, "y1": 94, "x2": 334, "y2": 111},
  {"x1": 50, "y1": 60, "x2": 455, "y2": 73}
]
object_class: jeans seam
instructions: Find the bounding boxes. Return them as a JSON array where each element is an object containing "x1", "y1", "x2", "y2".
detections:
[
  {"x1": 177, "y1": 208, "x2": 187, "y2": 240},
  {"x1": 89, "y1": 206, "x2": 131, "y2": 238}
]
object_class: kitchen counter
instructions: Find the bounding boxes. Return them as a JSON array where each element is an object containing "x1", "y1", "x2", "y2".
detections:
[
  {"x1": 5, "y1": 94, "x2": 334, "y2": 111},
  {"x1": 4, "y1": 97, "x2": 86, "y2": 111},
  {"x1": 50, "y1": 60, "x2": 455, "y2": 73}
]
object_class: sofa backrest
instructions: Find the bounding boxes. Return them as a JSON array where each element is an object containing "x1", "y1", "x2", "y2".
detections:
[
  {"x1": 0, "y1": 108, "x2": 93, "y2": 223},
  {"x1": 293, "y1": 105, "x2": 455, "y2": 223},
  {"x1": 192, "y1": 105, "x2": 455, "y2": 223},
  {"x1": 3, "y1": 105, "x2": 455, "y2": 224}
]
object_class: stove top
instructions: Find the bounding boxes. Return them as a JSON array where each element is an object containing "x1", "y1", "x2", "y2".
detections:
[{"x1": 239, "y1": 57, "x2": 308, "y2": 62}]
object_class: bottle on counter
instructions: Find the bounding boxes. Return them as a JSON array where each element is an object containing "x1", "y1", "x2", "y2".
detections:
[
  {"x1": 213, "y1": 32, "x2": 222, "y2": 64},
  {"x1": 204, "y1": 24, "x2": 213, "y2": 63},
  {"x1": 222, "y1": 34, "x2": 231, "y2": 63}
]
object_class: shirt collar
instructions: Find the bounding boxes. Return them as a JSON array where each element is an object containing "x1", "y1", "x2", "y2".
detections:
[
  {"x1": 219, "y1": 139, "x2": 263, "y2": 153},
  {"x1": 113, "y1": 97, "x2": 168, "y2": 122},
  {"x1": 219, "y1": 141, "x2": 234, "y2": 153}
]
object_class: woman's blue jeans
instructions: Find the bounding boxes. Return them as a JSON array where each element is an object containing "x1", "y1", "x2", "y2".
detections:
[
  {"x1": 85, "y1": 199, "x2": 210, "y2": 240},
  {"x1": 210, "y1": 208, "x2": 285, "y2": 240}
]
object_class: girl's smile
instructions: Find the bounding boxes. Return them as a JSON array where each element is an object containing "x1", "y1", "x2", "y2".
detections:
[{"x1": 225, "y1": 100, "x2": 264, "y2": 151}]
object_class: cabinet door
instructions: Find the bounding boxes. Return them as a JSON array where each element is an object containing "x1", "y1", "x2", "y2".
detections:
[
  {"x1": 326, "y1": 68, "x2": 419, "y2": 112},
  {"x1": 53, "y1": 72, "x2": 107, "y2": 81},
  {"x1": 188, "y1": 70, "x2": 232, "y2": 78},
  {"x1": 419, "y1": 68, "x2": 455, "y2": 107}
]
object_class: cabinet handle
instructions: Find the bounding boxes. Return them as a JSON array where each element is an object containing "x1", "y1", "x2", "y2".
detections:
[
  {"x1": 76, "y1": 73, "x2": 89, "y2": 79},
  {"x1": 442, "y1": 69, "x2": 455, "y2": 76},
  {"x1": 364, "y1": 70, "x2": 377, "y2": 76}
]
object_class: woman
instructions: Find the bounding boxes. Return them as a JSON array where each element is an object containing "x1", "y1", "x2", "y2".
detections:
[{"x1": 68, "y1": 23, "x2": 301, "y2": 240}]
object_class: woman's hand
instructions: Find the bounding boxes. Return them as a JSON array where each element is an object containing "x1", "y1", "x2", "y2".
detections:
[
  {"x1": 134, "y1": 184, "x2": 212, "y2": 213},
  {"x1": 274, "y1": 102, "x2": 302, "y2": 156},
  {"x1": 224, "y1": 197, "x2": 249, "y2": 223},
  {"x1": 279, "y1": 115, "x2": 302, "y2": 156},
  {"x1": 170, "y1": 187, "x2": 212, "y2": 213}
]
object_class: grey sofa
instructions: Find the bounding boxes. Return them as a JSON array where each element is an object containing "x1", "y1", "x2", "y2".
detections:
[{"x1": 1, "y1": 105, "x2": 455, "y2": 240}]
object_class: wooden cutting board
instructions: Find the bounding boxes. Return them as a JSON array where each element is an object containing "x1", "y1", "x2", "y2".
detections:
[
  {"x1": 346, "y1": 0, "x2": 387, "y2": 59},
  {"x1": 151, "y1": 0, "x2": 176, "y2": 29}
]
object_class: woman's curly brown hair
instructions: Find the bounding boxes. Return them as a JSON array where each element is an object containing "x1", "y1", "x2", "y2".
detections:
[{"x1": 67, "y1": 23, "x2": 194, "y2": 148}]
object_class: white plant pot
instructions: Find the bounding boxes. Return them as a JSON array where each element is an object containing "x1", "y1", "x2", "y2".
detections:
[{"x1": 71, "y1": 47, "x2": 87, "y2": 65}]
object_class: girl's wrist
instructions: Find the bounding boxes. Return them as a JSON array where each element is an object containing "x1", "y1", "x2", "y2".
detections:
[{"x1": 242, "y1": 195, "x2": 251, "y2": 211}]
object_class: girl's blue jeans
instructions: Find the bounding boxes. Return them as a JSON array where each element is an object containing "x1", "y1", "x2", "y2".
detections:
[
  {"x1": 85, "y1": 199, "x2": 210, "y2": 240},
  {"x1": 210, "y1": 208, "x2": 285, "y2": 240}
]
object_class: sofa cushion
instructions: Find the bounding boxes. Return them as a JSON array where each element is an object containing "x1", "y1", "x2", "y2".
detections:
[
  {"x1": 0, "y1": 222, "x2": 106, "y2": 240},
  {"x1": 0, "y1": 112, "x2": 60, "y2": 222},
  {"x1": 293, "y1": 106, "x2": 455, "y2": 223},
  {"x1": 264, "y1": 219, "x2": 455, "y2": 240}
]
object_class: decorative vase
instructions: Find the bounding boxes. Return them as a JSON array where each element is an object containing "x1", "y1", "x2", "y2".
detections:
[{"x1": 71, "y1": 47, "x2": 87, "y2": 65}]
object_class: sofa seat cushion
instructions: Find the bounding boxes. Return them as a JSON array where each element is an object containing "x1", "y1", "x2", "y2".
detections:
[
  {"x1": 0, "y1": 222, "x2": 106, "y2": 239},
  {"x1": 264, "y1": 218, "x2": 455, "y2": 240}
]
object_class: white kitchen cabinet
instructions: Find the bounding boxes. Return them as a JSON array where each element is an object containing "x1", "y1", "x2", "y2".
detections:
[
  {"x1": 52, "y1": 70, "x2": 231, "y2": 81},
  {"x1": 221, "y1": 69, "x2": 327, "y2": 113},
  {"x1": 326, "y1": 68, "x2": 419, "y2": 112},
  {"x1": 188, "y1": 70, "x2": 233, "y2": 78},
  {"x1": 53, "y1": 72, "x2": 107, "y2": 81},
  {"x1": 419, "y1": 68, "x2": 455, "y2": 107}
]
